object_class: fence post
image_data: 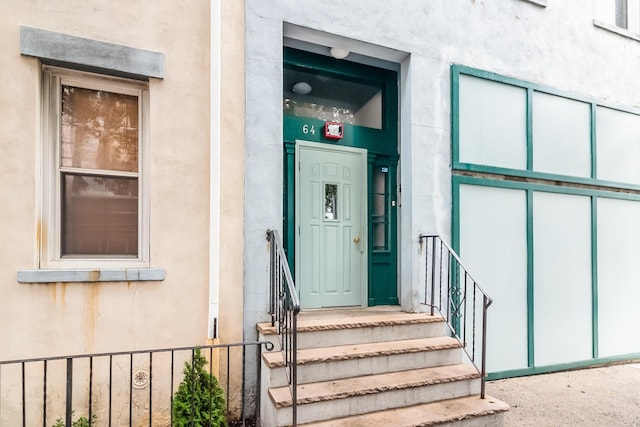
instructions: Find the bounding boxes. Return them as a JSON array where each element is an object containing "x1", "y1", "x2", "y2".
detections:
[
  {"x1": 65, "y1": 358, "x2": 72, "y2": 427},
  {"x1": 292, "y1": 312, "x2": 298, "y2": 427},
  {"x1": 481, "y1": 295, "x2": 489, "y2": 399},
  {"x1": 430, "y1": 237, "x2": 436, "y2": 315}
]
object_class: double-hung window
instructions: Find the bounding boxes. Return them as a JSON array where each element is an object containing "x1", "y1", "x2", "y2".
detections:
[{"x1": 41, "y1": 66, "x2": 149, "y2": 268}]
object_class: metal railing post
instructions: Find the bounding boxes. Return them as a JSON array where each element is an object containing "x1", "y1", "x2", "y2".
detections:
[
  {"x1": 266, "y1": 229, "x2": 300, "y2": 426},
  {"x1": 430, "y1": 236, "x2": 436, "y2": 315},
  {"x1": 291, "y1": 313, "x2": 298, "y2": 426},
  {"x1": 43, "y1": 360, "x2": 47, "y2": 427},
  {"x1": 419, "y1": 234, "x2": 494, "y2": 400},
  {"x1": 255, "y1": 343, "x2": 262, "y2": 427},
  {"x1": 65, "y1": 358, "x2": 72, "y2": 427},
  {"x1": 268, "y1": 230, "x2": 275, "y2": 326},
  {"x1": 1, "y1": 341, "x2": 275, "y2": 426},
  {"x1": 89, "y1": 357, "x2": 93, "y2": 426},
  {"x1": 481, "y1": 295, "x2": 489, "y2": 399},
  {"x1": 21, "y1": 363, "x2": 26, "y2": 427}
]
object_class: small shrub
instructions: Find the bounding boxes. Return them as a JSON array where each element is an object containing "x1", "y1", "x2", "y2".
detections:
[
  {"x1": 52, "y1": 411, "x2": 97, "y2": 427},
  {"x1": 172, "y1": 348, "x2": 226, "y2": 427}
]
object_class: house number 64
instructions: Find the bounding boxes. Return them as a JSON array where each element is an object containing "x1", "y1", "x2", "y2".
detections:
[{"x1": 302, "y1": 124, "x2": 316, "y2": 135}]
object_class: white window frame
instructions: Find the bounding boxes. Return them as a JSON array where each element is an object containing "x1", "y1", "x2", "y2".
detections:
[
  {"x1": 40, "y1": 66, "x2": 150, "y2": 269},
  {"x1": 629, "y1": 0, "x2": 640, "y2": 32},
  {"x1": 615, "y1": 0, "x2": 640, "y2": 32},
  {"x1": 594, "y1": 0, "x2": 640, "y2": 42}
]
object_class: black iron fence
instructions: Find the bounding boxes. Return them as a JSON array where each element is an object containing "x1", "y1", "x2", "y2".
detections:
[
  {"x1": 266, "y1": 229, "x2": 300, "y2": 427},
  {"x1": 0, "y1": 341, "x2": 273, "y2": 427},
  {"x1": 419, "y1": 234, "x2": 493, "y2": 398}
]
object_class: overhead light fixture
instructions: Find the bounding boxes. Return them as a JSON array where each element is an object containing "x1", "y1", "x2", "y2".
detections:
[
  {"x1": 330, "y1": 47, "x2": 349, "y2": 59},
  {"x1": 292, "y1": 81, "x2": 312, "y2": 95}
]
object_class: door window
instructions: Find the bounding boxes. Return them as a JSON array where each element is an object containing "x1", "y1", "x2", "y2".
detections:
[
  {"x1": 372, "y1": 167, "x2": 389, "y2": 250},
  {"x1": 324, "y1": 183, "x2": 338, "y2": 220}
]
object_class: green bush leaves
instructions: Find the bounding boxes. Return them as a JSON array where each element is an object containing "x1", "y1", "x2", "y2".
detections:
[{"x1": 172, "y1": 348, "x2": 226, "y2": 427}]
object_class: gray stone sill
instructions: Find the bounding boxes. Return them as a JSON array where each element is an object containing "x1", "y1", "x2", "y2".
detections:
[
  {"x1": 521, "y1": 0, "x2": 547, "y2": 7},
  {"x1": 17, "y1": 268, "x2": 166, "y2": 283},
  {"x1": 593, "y1": 20, "x2": 640, "y2": 43}
]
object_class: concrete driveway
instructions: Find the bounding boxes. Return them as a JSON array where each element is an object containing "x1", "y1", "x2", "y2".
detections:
[{"x1": 485, "y1": 362, "x2": 640, "y2": 426}]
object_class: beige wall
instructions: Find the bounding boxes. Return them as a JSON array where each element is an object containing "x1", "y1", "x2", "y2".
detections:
[
  {"x1": 218, "y1": 0, "x2": 245, "y2": 347},
  {"x1": 0, "y1": 0, "x2": 211, "y2": 358},
  {"x1": 216, "y1": 0, "x2": 246, "y2": 416},
  {"x1": 0, "y1": 0, "x2": 251, "y2": 421}
]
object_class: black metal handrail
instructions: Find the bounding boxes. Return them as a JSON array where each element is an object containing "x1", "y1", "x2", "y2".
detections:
[
  {"x1": 0, "y1": 341, "x2": 274, "y2": 426},
  {"x1": 266, "y1": 229, "x2": 301, "y2": 426},
  {"x1": 419, "y1": 234, "x2": 493, "y2": 398}
]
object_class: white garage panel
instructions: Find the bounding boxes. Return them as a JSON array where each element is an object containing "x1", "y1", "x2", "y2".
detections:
[
  {"x1": 459, "y1": 185, "x2": 528, "y2": 372},
  {"x1": 533, "y1": 192, "x2": 592, "y2": 366},
  {"x1": 597, "y1": 198, "x2": 640, "y2": 357},
  {"x1": 532, "y1": 93, "x2": 591, "y2": 178},
  {"x1": 459, "y1": 75, "x2": 527, "y2": 170},
  {"x1": 596, "y1": 107, "x2": 640, "y2": 185}
]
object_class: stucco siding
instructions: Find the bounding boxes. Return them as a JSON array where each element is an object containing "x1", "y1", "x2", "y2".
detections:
[
  {"x1": 243, "y1": 0, "x2": 640, "y2": 401},
  {"x1": 0, "y1": 0, "x2": 211, "y2": 359}
]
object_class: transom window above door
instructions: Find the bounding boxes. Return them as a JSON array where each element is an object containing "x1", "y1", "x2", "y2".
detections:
[{"x1": 283, "y1": 67, "x2": 383, "y2": 129}]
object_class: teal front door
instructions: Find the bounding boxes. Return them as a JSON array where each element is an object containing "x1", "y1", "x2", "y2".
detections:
[{"x1": 296, "y1": 141, "x2": 367, "y2": 308}]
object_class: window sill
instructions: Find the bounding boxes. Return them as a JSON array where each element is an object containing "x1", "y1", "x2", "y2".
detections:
[
  {"x1": 17, "y1": 268, "x2": 166, "y2": 283},
  {"x1": 593, "y1": 20, "x2": 640, "y2": 43},
  {"x1": 520, "y1": 0, "x2": 547, "y2": 7}
]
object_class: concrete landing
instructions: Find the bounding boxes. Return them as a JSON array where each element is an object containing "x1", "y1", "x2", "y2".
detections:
[{"x1": 258, "y1": 309, "x2": 443, "y2": 335}]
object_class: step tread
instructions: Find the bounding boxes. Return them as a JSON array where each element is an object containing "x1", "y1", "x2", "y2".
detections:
[
  {"x1": 299, "y1": 395, "x2": 509, "y2": 427},
  {"x1": 257, "y1": 312, "x2": 443, "y2": 335},
  {"x1": 269, "y1": 363, "x2": 480, "y2": 408},
  {"x1": 263, "y1": 336, "x2": 460, "y2": 368}
]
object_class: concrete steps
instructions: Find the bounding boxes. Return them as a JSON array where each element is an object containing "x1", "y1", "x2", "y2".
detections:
[
  {"x1": 258, "y1": 308, "x2": 508, "y2": 426},
  {"x1": 257, "y1": 311, "x2": 447, "y2": 349},
  {"x1": 269, "y1": 364, "x2": 480, "y2": 425},
  {"x1": 263, "y1": 336, "x2": 462, "y2": 386},
  {"x1": 299, "y1": 395, "x2": 510, "y2": 427}
]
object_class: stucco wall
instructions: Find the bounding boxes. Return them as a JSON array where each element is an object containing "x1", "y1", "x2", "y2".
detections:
[
  {"x1": 0, "y1": 0, "x2": 211, "y2": 358},
  {"x1": 216, "y1": 0, "x2": 246, "y2": 415},
  {"x1": 243, "y1": 0, "x2": 640, "y2": 403}
]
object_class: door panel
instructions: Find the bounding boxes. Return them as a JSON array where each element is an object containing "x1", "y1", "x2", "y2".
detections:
[{"x1": 296, "y1": 142, "x2": 367, "y2": 308}]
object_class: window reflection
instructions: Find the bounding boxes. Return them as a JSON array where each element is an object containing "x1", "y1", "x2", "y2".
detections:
[
  {"x1": 61, "y1": 86, "x2": 139, "y2": 172},
  {"x1": 325, "y1": 184, "x2": 338, "y2": 220},
  {"x1": 373, "y1": 167, "x2": 388, "y2": 250},
  {"x1": 59, "y1": 84, "x2": 140, "y2": 257},
  {"x1": 284, "y1": 68, "x2": 383, "y2": 129},
  {"x1": 62, "y1": 174, "x2": 138, "y2": 256}
]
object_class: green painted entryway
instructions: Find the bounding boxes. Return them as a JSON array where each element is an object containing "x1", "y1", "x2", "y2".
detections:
[{"x1": 283, "y1": 47, "x2": 399, "y2": 308}]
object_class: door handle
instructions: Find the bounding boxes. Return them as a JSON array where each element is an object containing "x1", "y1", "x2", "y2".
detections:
[{"x1": 354, "y1": 228, "x2": 364, "y2": 253}]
